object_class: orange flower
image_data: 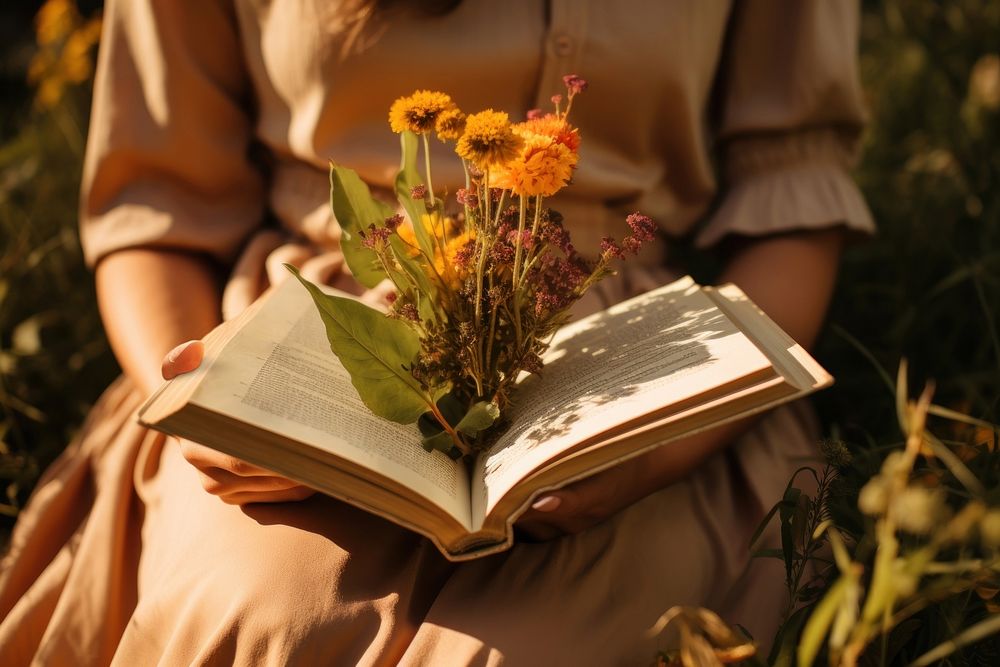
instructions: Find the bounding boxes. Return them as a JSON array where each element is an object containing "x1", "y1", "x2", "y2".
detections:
[
  {"x1": 519, "y1": 114, "x2": 581, "y2": 153},
  {"x1": 491, "y1": 125, "x2": 578, "y2": 197}
]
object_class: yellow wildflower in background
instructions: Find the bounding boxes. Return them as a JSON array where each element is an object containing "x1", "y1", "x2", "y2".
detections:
[
  {"x1": 455, "y1": 110, "x2": 522, "y2": 168},
  {"x1": 491, "y1": 127, "x2": 578, "y2": 197},
  {"x1": 63, "y1": 18, "x2": 102, "y2": 80},
  {"x1": 389, "y1": 90, "x2": 456, "y2": 134},
  {"x1": 35, "y1": 0, "x2": 76, "y2": 46},
  {"x1": 29, "y1": 0, "x2": 102, "y2": 110}
]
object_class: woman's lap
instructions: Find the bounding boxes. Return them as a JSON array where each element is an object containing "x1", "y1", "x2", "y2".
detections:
[{"x1": 0, "y1": 377, "x2": 816, "y2": 665}]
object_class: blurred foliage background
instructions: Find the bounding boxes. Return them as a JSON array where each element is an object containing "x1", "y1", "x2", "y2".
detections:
[
  {"x1": 1, "y1": 0, "x2": 114, "y2": 525},
  {"x1": 0, "y1": 1, "x2": 998, "y2": 663}
]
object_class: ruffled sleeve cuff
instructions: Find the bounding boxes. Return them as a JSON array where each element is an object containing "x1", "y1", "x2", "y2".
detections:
[{"x1": 695, "y1": 128, "x2": 875, "y2": 249}]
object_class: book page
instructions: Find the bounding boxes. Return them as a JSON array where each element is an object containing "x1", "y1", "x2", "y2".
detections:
[
  {"x1": 471, "y1": 278, "x2": 773, "y2": 523},
  {"x1": 191, "y1": 278, "x2": 472, "y2": 527}
]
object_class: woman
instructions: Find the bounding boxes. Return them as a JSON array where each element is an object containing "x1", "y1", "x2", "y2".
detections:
[{"x1": 0, "y1": 0, "x2": 873, "y2": 664}]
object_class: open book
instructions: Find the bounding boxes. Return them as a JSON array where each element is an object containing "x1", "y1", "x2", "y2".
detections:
[{"x1": 139, "y1": 275, "x2": 831, "y2": 561}]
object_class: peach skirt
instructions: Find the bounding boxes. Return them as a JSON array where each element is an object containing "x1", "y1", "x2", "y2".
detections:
[{"x1": 0, "y1": 368, "x2": 820, "y2": 665}]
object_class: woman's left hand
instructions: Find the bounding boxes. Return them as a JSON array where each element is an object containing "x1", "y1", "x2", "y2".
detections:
[
  {"x1": 514, "y1": 416, "x2": 751, "y2": 540},
  {"x1": 515, "y1": 455, "x2": 655, "y2": 540}
]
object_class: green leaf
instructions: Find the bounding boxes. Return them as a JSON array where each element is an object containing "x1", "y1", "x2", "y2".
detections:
[
  {"x1": 779, "y1": 486, "x2": 803, "y2": 585},
  {"x1": 287, "y1": 265, "x2": 430, "y2": 423},
  {"x1": 388, "y1": 234, "x2": 439, "y2": 323},
  {"x1": 798, "y1": 575, "x2": 851, "y2": 667},
  {"x1": 456, "y1": 401, "x2": 500, "y2": 435},
  {"x1": 329, "y1": 163, "x2": 394, "y2": 288},
  {"x1": 420, "y1": 430, "x2": 462, "y2": 459},
  {"x1": 394, "y1": 130, "x2": 436, "y2": 259},
  {"x1": 769, "y1": 604, "x2": 811, "y2": 667},
  {"x1": 748, "y1": 466, "x2": 817, "y2": 551}
]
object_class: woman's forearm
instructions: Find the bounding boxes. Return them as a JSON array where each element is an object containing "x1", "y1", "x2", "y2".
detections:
[
  {"x1": 717, "y1": 228, "x2": 845, "y2": 351},
  {"x1": 96, "y1": 249, "x2": 223, "y2": 397}
]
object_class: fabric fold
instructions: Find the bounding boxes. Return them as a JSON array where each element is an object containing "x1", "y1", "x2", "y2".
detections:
[{"x1": 696, "y1": 129, "x2": 875, "y2": 248}]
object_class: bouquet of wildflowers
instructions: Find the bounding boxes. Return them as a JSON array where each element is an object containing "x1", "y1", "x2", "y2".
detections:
[{"x1": 290, "y1": 76, "x2": 655, "y2": 459}]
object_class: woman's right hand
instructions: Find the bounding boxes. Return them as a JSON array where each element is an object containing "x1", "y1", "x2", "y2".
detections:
[{"x1": 161, "y1": 340, "x2": 317, "y2": 505}]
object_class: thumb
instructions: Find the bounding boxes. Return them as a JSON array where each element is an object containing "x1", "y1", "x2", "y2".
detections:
[{"x1": 162, "y1": 340, "x2": 205, "y2": 379}]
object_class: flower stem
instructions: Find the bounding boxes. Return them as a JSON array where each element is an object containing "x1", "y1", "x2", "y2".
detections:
[
  {"x1": 428, "y1": 400, "x2": 472, "y2": 457},
  {"x1": 421, "y1": 133, "x2": 435, "y2": 208},
  {"x1": 461, "y1": 159, "x2": 471, "y2": 225},
  {"x1": 511, "y1": 196, "x2": 528, "y2": 344},
  {"x1": 517, "y1": 197, "x2": 544, "y2": 288},
  {"x1": 473, "y1": 172, "x2": 492, "y2": 321}
]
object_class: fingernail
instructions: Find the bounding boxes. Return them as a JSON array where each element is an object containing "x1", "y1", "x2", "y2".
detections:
[
  {"x1": 166, "y1": 345, "x2": 183, "y2": 364},
  {"x1": 531, "y1": 495, "x2": 561, "y2": 512}
]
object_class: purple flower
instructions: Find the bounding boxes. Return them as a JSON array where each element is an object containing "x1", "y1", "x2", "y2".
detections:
[
  {"x1": 453, "y1": 239, "x2": 477, "y2": 270},
  {"x1": 562, "y1": 74, "x2": 588, "y2": 95},
  {"x1": 490, "y1": 241, "x2": 515, "y2": 265},
  {"x1": 540, "y1": 222, "x2": 573, "y2": 254},
  {"x1": 397, "y1": 303, "x2": 419, "y2": 321},
  {"x1": 625, "y1": 213, "x2": 656, "y2": 243},
  {"x1": 621, "y1": 236, "x2": 643, "y2": 256},
  {"x1": 507, "y1": 229, "x2": 534, "y2": 250},
  {"x1": 361, "y1": 224, "x2": 392, "y2": 249},
  {"x1": 456, "y1": 188, "x2": 478, "y2": 208},
  {"x1": 600, "y1": 236, "x2": 625, "y2": 259}
]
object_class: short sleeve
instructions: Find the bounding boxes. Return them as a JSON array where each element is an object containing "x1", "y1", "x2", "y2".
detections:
[
  {"x1": 695, "y1": 0, "x2": 875, "y2": 249},
  {"x1": 79, "y1": 0, "x2": 264, "y2": 267}
]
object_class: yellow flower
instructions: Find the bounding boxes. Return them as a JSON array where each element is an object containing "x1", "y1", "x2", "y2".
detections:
[
  {"x1": 29, "y1": 4, "x2": 102, "y2": 110},
  {"x1": 395, "y1": 213, "x2": 459, "y2": 256},
  {"x1": 35, "y1": 0, "x2": 76, "y2": 47},
  {"x1": 35, "y1": 75, "x2": 65, "y2": 110},
  {"x1": 61, "y1": 18, "x2": 102, "y2": 83},
  {"x1": 491, "y1": 128, "x2": 578, "y2": 197},
  {"x1": 394, "y1": 213, "x2": 472, "y2": 289},
  {"x1": 389, "y1": 90, "x2": 456, "y2": 134},
  {"x1": 433, "y1": 230, "x2": 476, "y2": 290},
  {"x1": 435, "y1": 107, "x2": 466, "y2": 141},
  {"x1": 455, "y1": 110, "x2": 523, "y2": 168}
]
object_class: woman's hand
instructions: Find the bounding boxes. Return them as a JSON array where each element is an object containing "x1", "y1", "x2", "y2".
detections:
[
  {"x1": 515, "y1": 417, "x2": 744, "y2": 540},
  {"x1": 515, "y1": 455, "x2": 653, "y2": 540},
  {"x1": 162, "y1": 340, "x2": 316, "y2": 505}
]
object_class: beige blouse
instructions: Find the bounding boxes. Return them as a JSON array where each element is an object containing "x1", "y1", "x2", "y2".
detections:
[{"x1": 80, "y1": 0, "x2": 874, "y2": 285}]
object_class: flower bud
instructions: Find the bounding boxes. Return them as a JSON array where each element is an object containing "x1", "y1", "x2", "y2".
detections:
[
  {"x1": 892, "y1": 486, "x2": 948, "y2": 535},
  {"x1": 858, "y1": 478, "x2": 889, "y2": 516}
]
